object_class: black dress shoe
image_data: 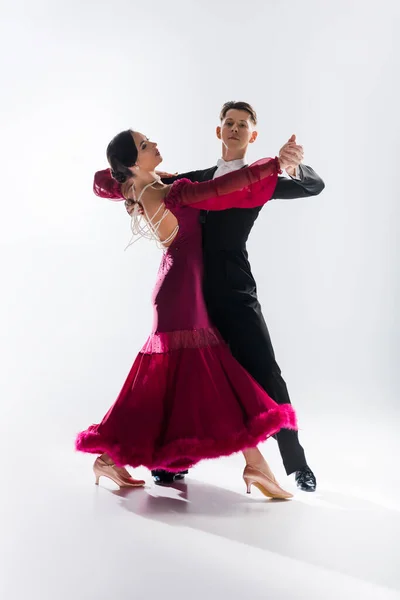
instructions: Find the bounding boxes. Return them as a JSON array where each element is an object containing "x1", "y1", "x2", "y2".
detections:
[
  {"x1": 174, "y1": 470, "x2": 188, "y2": 481},
  {"x1": 295, "y1": 467, "x2": 316, "y2": 492},
  {"x1": 152, "y1": 470, "x2": 175, "y2": 484},
  {"x1": 151, "y1": 470, "x2": 188, "y2": 484}
]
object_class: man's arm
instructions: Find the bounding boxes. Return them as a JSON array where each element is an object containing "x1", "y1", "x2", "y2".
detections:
[{"x1": 273, "y1": 164, "x2": 325, "y2": 199}]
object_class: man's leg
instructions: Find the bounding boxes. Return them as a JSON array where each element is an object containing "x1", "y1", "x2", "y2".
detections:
[{"x1": 209, "y1": 299, "x2": 310, "y2": 477}]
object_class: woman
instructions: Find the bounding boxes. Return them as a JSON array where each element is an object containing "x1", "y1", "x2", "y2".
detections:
[{"x1": 76, "y1": 129, "x2": 298, "y2": 499}]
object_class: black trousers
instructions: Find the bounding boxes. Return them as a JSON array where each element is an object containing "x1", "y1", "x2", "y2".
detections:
[{"x1": 206, "y1": 296, "x2": 307, "y2": 475}]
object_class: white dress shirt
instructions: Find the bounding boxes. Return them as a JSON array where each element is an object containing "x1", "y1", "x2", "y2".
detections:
[{"x1": 213, "y1": 158, "x2": 246, "y2": 179}]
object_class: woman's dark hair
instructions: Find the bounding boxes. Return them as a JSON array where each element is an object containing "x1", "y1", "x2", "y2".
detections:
[
  {"x1": 219, "y1": 101, "x2": 258, "y2": 126},
  {"x1": 106, "y1": 129, "x2": 138, "y2": 184}
]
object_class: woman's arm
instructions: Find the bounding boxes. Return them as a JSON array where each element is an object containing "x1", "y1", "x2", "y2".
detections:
[{"x1": 174, "y1": 158, "x2": 281, "y2": 211}]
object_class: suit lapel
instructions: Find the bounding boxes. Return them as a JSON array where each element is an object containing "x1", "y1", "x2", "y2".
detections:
[{"x1": 200, "y1": 166, "x2": 218, "y2": 182}]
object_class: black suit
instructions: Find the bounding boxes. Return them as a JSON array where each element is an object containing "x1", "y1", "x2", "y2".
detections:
[{"x1": 163, "y1": 165, "x2": 325, "y2": 474}]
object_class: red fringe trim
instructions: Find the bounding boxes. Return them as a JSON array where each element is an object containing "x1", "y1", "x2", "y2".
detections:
[{"x1": 75, "y1": 404, "x2": 297, "y2": 472}]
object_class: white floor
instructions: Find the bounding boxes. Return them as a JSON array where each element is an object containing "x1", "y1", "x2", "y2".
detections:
[{"x1": 1, "y1": 412, "x2": 399, "y2": 600}]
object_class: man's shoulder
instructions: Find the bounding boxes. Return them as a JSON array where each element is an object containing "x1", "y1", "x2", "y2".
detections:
[
  {"x1": 161, "y1": 166, "x2": 215, "y2": 184},
  {"x1": 178, "y1": 166, "x2": 217, "y2": 183}
]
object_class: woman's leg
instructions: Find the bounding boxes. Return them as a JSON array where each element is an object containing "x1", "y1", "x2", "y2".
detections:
[{"x1": 242, "y1": 447, "x2": 277, "y2": 482}]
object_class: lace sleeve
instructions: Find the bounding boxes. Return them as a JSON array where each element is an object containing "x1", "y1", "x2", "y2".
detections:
[{"x1": 172, "y1": 157, "x2": 281, "y2": 211}]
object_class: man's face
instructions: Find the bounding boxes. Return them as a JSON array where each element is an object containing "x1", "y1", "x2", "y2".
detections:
[{"x1": 216, "y1": 109, "x2": 258, "y2": 152}]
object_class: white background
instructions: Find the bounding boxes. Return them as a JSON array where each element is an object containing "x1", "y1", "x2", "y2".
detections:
[{"x1": 0, "y1": 1, "x2": 399, "y2": 598}]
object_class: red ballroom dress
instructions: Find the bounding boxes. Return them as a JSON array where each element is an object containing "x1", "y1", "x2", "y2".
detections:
[{"x1": 75, "y1": 158, "x2": 297, "y2": 471}]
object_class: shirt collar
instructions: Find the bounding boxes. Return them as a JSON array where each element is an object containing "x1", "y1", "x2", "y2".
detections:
[{"x1": 216, "y1": 157, "x2": 246, "y2": 169}]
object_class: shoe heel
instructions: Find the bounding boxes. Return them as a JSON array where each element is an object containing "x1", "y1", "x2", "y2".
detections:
[
  {"x1": 244, "y1": 479, "x2": 252, "y2": 494},
  {"x1": 93, "y1": 464, "x2": 100, "y2": 485}
]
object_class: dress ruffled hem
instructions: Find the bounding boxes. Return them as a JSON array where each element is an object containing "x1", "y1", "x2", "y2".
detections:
[{"x1": 75, "y1": 403, "x2": 297, "y2": 472}]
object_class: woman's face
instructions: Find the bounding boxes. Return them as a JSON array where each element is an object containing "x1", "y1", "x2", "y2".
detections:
[{"x1": 132, "y1": 131, "x2": 163, "y2": 172}]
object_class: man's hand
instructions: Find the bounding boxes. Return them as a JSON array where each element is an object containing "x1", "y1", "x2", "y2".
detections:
[
  {"x1": 125, "y1": 198, "x2": 145, "y2": 217},
  {"x1": 125, "y1": 198, "x2": 136, "y2": 216},
  {"x1": 279, "y1": 134, "x2": 304, "y2": 174},
  {"x1": 121, "y1": 180, "x2": 141, "y2": 217},
  {"x1": 124, "y1": 171, "x2": 178, "y2": 216}
]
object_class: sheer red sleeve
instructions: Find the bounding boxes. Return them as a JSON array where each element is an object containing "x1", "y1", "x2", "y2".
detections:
[{"x1": 172, "y1": 157, "x2": 281, "y2": 211}]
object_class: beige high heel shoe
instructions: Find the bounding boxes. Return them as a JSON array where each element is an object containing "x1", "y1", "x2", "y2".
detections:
[
  {"x1": 243, "y1": 465, "x2": 293, "y2": 500},
  {"x1": 93, "y1": 457, "x2": 145, "y2": 488}
]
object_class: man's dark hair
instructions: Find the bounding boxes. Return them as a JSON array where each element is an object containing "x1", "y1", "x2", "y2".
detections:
[{"x1": 219, "y1": 101, "x2": 258, "y2": 126}]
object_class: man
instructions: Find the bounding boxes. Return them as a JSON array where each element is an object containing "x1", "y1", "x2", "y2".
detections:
[{"x1": 126, "y1": 101, "x2": 324, "y2": 491}]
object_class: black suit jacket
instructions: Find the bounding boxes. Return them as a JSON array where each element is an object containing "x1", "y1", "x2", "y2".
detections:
[{"x1": 163, "y1": 164, "x2": 325, "y2": 307}]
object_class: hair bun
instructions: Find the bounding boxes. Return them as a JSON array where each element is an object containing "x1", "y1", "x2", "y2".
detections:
[{"x1": 111, "y1": 170, "x2": 127, "y2": 184}]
